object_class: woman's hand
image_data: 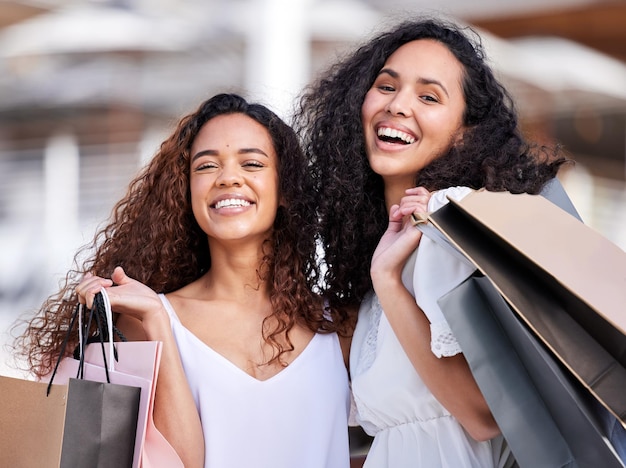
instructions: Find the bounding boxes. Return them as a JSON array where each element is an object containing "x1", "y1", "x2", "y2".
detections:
[
  {"x1": 76, "y1": 266, "x2": 167, "y2": 339},
  {"x1": 371, "y1": 187, "x2": 431, "y2": 281}
]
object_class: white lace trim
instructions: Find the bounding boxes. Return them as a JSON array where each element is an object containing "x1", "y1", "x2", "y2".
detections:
[
  {"x1": 354, "y1": 294, "x2": 382, "y2": 376},
  {"x1": 430, "y1": 321, "x2": 462, "y2": 358}
]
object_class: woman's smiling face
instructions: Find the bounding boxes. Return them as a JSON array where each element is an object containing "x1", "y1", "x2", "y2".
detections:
[
  {"x1": 361, "y1": 39, "x2": 467, "y2": 190},
  {"x1": 189, "y1": 113, "x2": 280, "y2": 244}
]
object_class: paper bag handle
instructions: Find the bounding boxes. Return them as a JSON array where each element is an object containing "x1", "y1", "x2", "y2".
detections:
[
  {"x1": 78, "y1": 288, "x2": 115, "y2": 372},
  {"x1": 47, "y1": 288, "x2": 118, "y2": 394}
]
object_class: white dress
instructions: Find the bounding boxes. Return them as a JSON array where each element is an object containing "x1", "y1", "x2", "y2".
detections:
[
  {"x1": 350, "y1": 187, "x2": 510, "y2": 468},
  {"x1": 159, "y1": 294, "x2": 351, "y2": 468}
]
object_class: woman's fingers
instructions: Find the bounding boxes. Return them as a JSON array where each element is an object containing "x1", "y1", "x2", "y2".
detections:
[
  {"x1": 388, "y1": 204, "x2": 405, "y2": 224},
  {"x1": 405, "y1": 186, "x2": 429, "y2": 196},
  {"x1": 76, "y1": 274, "x2": 113, "y2": 308},
  {"x1": 110, "y1": 266, "x2": 130, "y2": 285},
  {"x1": 399, "y1": 187, "x2": 432, "y2": 220}
]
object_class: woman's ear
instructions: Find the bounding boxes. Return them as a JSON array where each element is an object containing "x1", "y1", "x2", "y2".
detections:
[
  {"x1": 454, "y1": 126, "x2": 467, "y2": 144},
  {"x1": 448, "y1": 126, "x2": 468, "y2": 151}
]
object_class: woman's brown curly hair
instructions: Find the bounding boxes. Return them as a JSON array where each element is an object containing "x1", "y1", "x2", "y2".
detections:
[{"x1": 15, "y1": 93, "x2": 339, "y2": 377}]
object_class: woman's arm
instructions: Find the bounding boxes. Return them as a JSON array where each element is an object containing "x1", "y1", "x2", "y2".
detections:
[
  {"x1": 370, "y1": 196, "x2": 499, "y2": 441},
  {"x1": 77, "y1": 267, "x2": 205, "y2": 467}
]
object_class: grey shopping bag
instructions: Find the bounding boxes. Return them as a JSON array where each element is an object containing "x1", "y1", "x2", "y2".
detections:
[{"x1": 438, "y1": 274, "x2": 624, "y2": 467}]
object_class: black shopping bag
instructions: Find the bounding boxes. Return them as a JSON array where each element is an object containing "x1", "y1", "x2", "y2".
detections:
[{"x1": 61, "y1": 377, "x2": 140, "y2": 467}]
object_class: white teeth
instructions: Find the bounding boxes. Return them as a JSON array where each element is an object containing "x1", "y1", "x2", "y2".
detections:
[
  {"x1": 215, "y1": 198, "x2": 251, "y2": 209},
  {"x1": 377, "y1": 127, "x2": 416, "y2": 144}
]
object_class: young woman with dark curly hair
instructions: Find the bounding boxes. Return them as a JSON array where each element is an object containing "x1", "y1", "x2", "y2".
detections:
[
  {"x1": 295, "y1": 17, "x2": 570, "y2": 468},
  {"x1": 15, "y1": 93, "x2": 352, "y2": 468}
]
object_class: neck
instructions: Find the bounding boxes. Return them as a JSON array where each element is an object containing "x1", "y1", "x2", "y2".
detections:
[
  {"x1": 383, "y1": 176, "x2": 415, "y2": 212},
  {"x1": 204, "y1": 240, "x2": 271, "y2": 301}
]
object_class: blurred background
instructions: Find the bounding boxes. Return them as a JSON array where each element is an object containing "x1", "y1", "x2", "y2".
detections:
[{"x1": 1, "y1": 0, "x2": 625, "y2": 380}]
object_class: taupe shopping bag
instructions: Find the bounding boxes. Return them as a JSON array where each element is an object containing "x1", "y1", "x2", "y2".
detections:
[
  {"x1": 1, "y1": 375, "x2": 67, "y2": 467},
  {"x1": 0, "y1": 374, "x2": 140, "y2": 468},
  {"x1": 427, "y1": 189, "x2": 626, "y2": 426}
]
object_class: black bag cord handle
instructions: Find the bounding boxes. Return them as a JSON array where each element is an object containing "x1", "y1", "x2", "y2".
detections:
[
  {"x1": 91, "y1": 300, "x2": 111, "y2": 384},
  {"x1": 47, "y1": 302, "x2": 81, "y2": 396},
  {"x1": 76, "y1": 302, "x2": 92, "y2": 380},
  {"x1": 77, "y1": 293, "x2": 108, "y2": 381},
  {"x1": 46, "y1": 289, "x2": 128, "y2": 396},
  {"x1": 47, "y1": 295, "x2": 108, "y2": 393}
]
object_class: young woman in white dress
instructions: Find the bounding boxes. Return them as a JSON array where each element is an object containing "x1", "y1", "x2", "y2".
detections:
[
  {"x1": 16, "y1": 93, "x2": 353, "y2": 468},
  {"x1": 296, "y1": 18, "x2": 569, "y2": 468}
]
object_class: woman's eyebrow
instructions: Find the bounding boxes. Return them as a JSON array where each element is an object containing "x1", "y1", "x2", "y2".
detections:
[
  {"x1": 417, "y1": 77, "x2": 449, "y2": 97},
  {"x1": 191, "y1": 149, "x2": 217, "y2": 162},
  {"x1": 378, "y1": 68, "x2": 398, "y2": 79},
  {"x1": 191, "y1": 147, "x2": 269, "y2": 162},
  {"x1": 377, "y1": 68, "x2": 450, "y2": 97},
  {"x1": 239, "y1": 148, "x2": 269, "y2": 157}
]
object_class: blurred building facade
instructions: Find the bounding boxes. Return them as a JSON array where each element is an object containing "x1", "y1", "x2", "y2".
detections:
[{"x1": 1, "y1": 0, "x2": 625, "y2": 376}]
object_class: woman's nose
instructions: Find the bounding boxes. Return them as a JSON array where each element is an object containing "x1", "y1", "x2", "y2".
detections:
[
  {"x1": 216, "y1": 164, "x2": 243, "y2": 187},
  {"x1": 385, "y1": 91, "x2": 412, "y2": 117}
]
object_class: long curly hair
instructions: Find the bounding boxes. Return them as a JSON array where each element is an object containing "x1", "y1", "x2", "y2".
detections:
[
  {"x1": 16, "y1": 93, "x2": 335, "y2": 377},
  {"x1": 294, "y1": 17, "x2": 571, "y2": 309}
]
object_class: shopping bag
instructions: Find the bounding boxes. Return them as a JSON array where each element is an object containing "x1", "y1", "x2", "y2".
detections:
[
  {"x1": 438, "y1": 273, "x2": 625, "y2": 467},
  {"x1": 422, "y1": 188, "x2": 626, "y2": 426},
  {"x1": 52, "y1": 343, "x2": 183, "y2": 468},
  {"x1": 1, "y1": 291, "x2": 142, "y2": 467},
  {"x1": 46, "y1": 289, "x2": 183, "y2": 468},
  {"x1": 0, "y1": 370, "x2": 140, "y2": 468},
  {"x1": 0, "y1": 375, "x2": 66, "y2": 467}
]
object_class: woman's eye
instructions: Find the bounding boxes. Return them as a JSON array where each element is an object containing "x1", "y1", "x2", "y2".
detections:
[
  {"x1": 420, "y1": 95, "x2": 439, "y2": 103},
  {"x1": 377, "y1": 85, "x2": 395, "y2": 92},
  {"x1": 195, "y1": 162, "x2": 218, "y2": 171},
  {"x1": 243, "y1": 160, "x2": 265, "y2": 169}
]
